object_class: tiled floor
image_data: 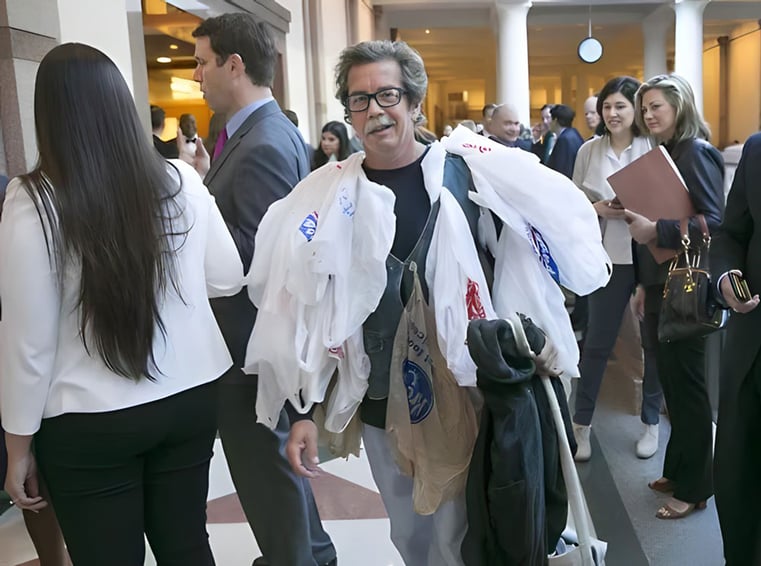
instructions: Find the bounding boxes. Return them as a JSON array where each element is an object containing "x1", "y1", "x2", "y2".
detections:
[
  {"x1": 0, "y1": 437, "x2": 404, "y2": 566},
  {"x1": 0, "y1": 318, "x2": 727, "y2": 565}
]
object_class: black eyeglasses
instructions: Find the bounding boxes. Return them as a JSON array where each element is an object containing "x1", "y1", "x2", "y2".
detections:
[{"x1": 345, "y1": 87, "x2": 406, "y2": 112}]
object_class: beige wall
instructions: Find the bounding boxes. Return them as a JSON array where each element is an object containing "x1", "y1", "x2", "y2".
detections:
[
  {"x1": 703, "y1": 43, "x2": 720, "y2": 146},
  {"x1": 426, "y1": 79, "x2": 487, "y2": 134},
  {"x1": 356, "y1": 0, "x2": 374, "y2": 42},
  {"x1": 57, "y1": 0, "x2": 135, "y2": 92},
  {"x1": 318, "y1": 0, "x2": 350, "y2": 138},
  {"x1": 0, "y1": 0, "x2": 59, "y2": 175},
  {"x1": 278, "y1": 0, "x2": 313, "y2": 144},
  {"x1": 726, "y1": 22, "x2": 761, "y2": 145}
]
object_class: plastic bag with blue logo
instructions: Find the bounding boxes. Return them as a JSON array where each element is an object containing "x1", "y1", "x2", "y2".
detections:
[{"x1": 386, "y1": 263, "x2": 479, "y2": 515}]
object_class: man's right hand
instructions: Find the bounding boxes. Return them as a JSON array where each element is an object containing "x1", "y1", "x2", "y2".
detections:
[
  {"x1": 286, "y1": 420, "x2": 321, "y2": 479},
  {"x1": 177, "y1": 128, "x2": 211, "y2": 177},
  {"x1": 720, "y1": 270, "x2": 760, "y2": 314}
]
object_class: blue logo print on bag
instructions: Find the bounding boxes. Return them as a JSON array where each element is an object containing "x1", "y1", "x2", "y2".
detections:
[
  {"x1": 299, "y1": 211, "x2": 319, "y2": 241},
  {"x1": 403, "y1": 359, "x2": 434, "y2": 424},
  {"x1": 528, "y1": 225, "x2": 560, "y2": 283}
]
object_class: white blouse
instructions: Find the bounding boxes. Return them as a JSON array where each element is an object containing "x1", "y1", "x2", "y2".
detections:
[
  {"x1": 0, "y1": 160, "x2": 243, "y2": 435},
  {"x1": 572, "y1": 135, "x2": 652, "y2": 264}
]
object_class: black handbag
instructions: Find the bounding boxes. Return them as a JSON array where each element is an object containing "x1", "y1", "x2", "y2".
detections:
[{"x1": 657, "y1": 216, "x2": 729, "y2": 343}]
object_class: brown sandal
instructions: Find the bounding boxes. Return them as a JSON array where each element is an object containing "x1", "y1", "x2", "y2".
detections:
[
  {"x1": 648, "y1": 478, "x2": 675, "y2": 494},
  {"x1": 656, "y1": 500, "x2": 707, "y2": 520}
]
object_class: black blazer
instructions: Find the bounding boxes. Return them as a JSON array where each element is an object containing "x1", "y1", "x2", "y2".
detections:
[
  {"x1": 205, "y1": 100, "x2": 310, "y2": 370},
  {"x1": 710, "y1": 132, "x2": 761, "y2": 388},
  {"x1": 153, "y1": 135, "x2": 179, "y2": 159},
  {"x1": 546, "y1": 127, "x2": 583, "y2": 179},
  {"x1": 636, "y1": 138, "x2": 725, "y2": 287},
  {"x1": 462, "y1": 318, "x2": 572, "y2": 566}
]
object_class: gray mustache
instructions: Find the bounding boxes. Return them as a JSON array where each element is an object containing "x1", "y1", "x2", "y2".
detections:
[{"x1": 364, "y1": 115, "x2": 395, "y2": 135}]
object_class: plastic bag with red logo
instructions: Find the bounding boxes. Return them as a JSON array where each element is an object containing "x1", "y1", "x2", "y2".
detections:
[{"x1": 386, "y1": 263, "x2": 479, "y2": 515}]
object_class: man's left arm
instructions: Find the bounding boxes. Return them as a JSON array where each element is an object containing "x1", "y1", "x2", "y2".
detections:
[
  {"x1": 711, "y1": 134, "x2": 760, "y2": 310},
  {"x1": 712, "y1": 136, "x2": 757, "y2": 276},
  {"x1": 231, "y1": 143, "x2": 300, "y2": 268}
]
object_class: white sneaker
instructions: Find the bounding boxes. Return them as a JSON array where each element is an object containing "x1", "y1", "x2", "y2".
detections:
[
  {"x1": 636, "y1": 424, "x2": 659, "y2": 459},
  {"x1": 573, "y1": 424, "x2": 592, "y2": 462}
]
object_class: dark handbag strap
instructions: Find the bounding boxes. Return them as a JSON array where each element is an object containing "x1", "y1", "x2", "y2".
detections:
[{"x1": 679, "y1": 214, "x2": 710, "y2": 249}]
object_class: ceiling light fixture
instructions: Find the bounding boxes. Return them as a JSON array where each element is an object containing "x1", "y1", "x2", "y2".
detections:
[
  {"x1": 425, "y1": 29, "x2": 431, "y2": 34},
  {"x1": 157, "y1": 56, "x2": 172, "y2": 64},
  {"x1": 169, "y1": 44, "x2": 179, "y2": 50}
]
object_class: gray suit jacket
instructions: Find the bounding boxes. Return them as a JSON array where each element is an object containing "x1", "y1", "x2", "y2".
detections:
[{"x1": 205, "y1": 100, "x2": 310, "y2": 371}]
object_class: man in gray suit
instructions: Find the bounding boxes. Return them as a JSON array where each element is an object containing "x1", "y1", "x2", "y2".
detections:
[{"x1": 189, "y1": 14, "x2": 336, "y2": 566}]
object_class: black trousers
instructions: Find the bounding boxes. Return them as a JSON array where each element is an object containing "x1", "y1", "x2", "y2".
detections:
[
  {"x1": 217, "y1": 373, "x2": 336, "y2": 566},
  {"x1": 574, "y1": 264, "x2": 662, "y2": 426},
  {"x1": 645, "y1": 285, "x2": 713, "y2": 504},
  {"x1": 35, "y1": 380, "x2": 219, "y2": 566},
  {"x1": 715, "y1": 353, "x2": 761, "y2": 565}
]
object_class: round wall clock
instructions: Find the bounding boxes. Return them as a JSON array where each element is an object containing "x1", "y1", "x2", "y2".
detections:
[{"x1": 578, "y1": 36, "x2": 603, "y2": 64}]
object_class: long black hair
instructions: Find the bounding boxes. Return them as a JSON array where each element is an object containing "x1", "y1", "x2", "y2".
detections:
[
  {"x1": 312, "y1": 121, "x2": 352, "y2": 170},
  {"x1": 23, "y1": 43, "x2": 186, "y2": 381}
]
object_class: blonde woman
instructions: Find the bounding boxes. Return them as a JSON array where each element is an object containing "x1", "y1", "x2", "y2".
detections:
[{"x1": 626, "y1": 74, "x2": 724, "y2": 520}]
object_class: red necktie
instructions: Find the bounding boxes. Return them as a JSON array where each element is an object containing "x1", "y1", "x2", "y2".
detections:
[{"x1": 212, "y1": 128, "x2": 228, "y2": 161}]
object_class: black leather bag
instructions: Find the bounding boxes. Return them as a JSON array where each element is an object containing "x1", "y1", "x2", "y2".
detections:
[{"x1": 658, "y1": 216, "x2": 729, "y2": 343}]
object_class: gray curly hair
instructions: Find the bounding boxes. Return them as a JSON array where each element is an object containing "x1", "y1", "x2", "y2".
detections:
[{"x1": 334, "y1": 40, "x2": 428, "y2": 124}]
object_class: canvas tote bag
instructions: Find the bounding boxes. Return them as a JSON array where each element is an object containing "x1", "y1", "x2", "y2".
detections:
[{"x1": 386, "y1": 264, "x2": 479, "y2": 515}]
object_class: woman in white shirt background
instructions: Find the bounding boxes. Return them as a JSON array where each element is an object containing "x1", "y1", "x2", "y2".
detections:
[
  {"x1": 0, "y1": 43, "x2": 243, "y2": 565},
  {"x1": 570, "y1": 76, "x2": 664, "y2": 462}
]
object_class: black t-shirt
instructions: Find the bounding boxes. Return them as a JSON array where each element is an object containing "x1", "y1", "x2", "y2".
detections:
[
  {"x1": 363, "y1": 149, "x2": 431, "y2": 260},
  {"x1": 360, "y1": 150, "x2": 434, "y2": 428}
]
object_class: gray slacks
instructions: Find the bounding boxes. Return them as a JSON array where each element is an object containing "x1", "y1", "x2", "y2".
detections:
[
  {"x1": 573, "y1": 264, "x2": 663, "y2": 426},
  {"x1": 217, "y1": 372, "x2": 336, "y2": 566},
  {"x1": 362, "y1": 424, "x2": 467, "y2": 566}
]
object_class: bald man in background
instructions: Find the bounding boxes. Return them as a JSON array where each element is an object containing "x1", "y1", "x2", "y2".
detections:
[{"x1": 487, "y1": 104, "x2": 532, "y2": 151}]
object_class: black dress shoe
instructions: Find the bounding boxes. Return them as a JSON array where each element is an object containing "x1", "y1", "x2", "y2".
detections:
[{"x1": 253, "y1": 558, "x2": 337, "y2": 566}]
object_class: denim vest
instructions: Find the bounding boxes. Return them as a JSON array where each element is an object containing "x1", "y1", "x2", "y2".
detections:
[{"x1": 363, "y1": 153, "x2": 481, "y2": 399}]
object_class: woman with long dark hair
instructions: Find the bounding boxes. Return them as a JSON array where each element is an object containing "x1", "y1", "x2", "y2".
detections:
[
  {"x1": 312, "y1": 120, "x2": 352, "y2": 170},
  {"x1": 0, "y1": 43, "x2": 242, "y2": 564},
  {"x1": 571, "y1": 76, "x2": 663, "y2": 462},
  {"x1": 626, "y1": 74, "x2": 724, "y2": 519}
]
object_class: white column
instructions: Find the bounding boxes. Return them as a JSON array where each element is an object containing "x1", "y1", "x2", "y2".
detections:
[
  {"x1": 673, "y1": 0, "x2": 710, "y2": 111},
  {"x1": 373, "y1": 5, "x2": 390, "y2": 41},
  {"x1": 495, "y1": 0, "x2": 532, "y2": 127},
  {"x1": 125, "y1": 0, "x2": 151, "y2": 134},
  {"x1": 642, "y1": 4, "x2": 673, "y2": 80},
  {"x1": 57, "y1": 0, "x2": 135, "y2": 91}
]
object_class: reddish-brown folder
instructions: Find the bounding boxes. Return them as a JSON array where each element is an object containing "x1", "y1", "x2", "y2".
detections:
[{"x1": 607, "y1": 145, "x2": 695, "y2": 264}]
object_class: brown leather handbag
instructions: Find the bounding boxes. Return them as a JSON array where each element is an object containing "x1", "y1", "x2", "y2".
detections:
[{"x1": 657, "y1": 216, "x2": 729, "y2": 342}]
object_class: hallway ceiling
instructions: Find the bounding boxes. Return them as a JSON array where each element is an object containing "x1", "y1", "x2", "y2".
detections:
[
  {"x1": 384, "y1": 1, "x2": 758, "y2": 83},
  {"x1": 144, "y1": 0, "x2": 759, "y2": 87}
]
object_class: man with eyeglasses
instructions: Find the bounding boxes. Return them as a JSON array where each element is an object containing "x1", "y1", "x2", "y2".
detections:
[
  {"x1": 263, "y1": 38, "x2": 517, "y2": 566},
  {"x1": 247, "y1": 38, "x2": 610, "y2": 566},
  {"x1": 279, "y1": 40, "x2": 481, "y2": 565}
]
